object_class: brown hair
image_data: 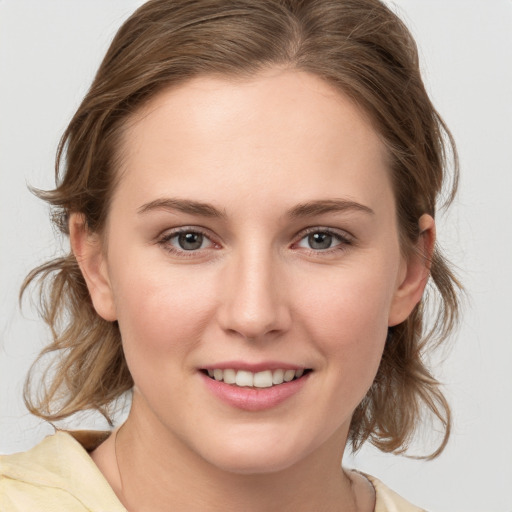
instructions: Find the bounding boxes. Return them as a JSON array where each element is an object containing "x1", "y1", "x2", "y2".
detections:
[{"x1": 22, "y1": 0, "x2": 460, "y2": 458}]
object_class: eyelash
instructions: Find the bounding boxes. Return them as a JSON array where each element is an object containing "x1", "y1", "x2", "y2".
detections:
[
  {"x1": 293, "y1": 227, "x2": 354, "y2": 255},
  {"x1": 157, "y1": 227, "x2": 218, "y2": 257},
  {"x1": 156, "y1": 226, "x2": 354, "y2": 257}
]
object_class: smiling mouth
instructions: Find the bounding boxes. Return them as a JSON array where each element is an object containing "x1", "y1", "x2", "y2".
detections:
[{"x1": 201, "y1": 368, "x2": 312, "y2": 388}]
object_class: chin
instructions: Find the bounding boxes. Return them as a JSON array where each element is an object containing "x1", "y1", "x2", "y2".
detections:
[
  {"x1": 195, "y1": 429, "x2": 318, "y2": 475},
  {"x1": 208, "y1": 450, "x2": 301, "y2": 475}
]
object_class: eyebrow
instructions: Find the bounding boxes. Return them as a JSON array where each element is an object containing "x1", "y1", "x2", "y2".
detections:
[
  {"x1": 137, "y1": 197, "x2": 374, "y2": 219},
  {"x1": 287, "y1": 199, "x2": 374, "y2": 218},
  {"x1": 137, "y1": 198, "x2": 227, "y2": 218}
]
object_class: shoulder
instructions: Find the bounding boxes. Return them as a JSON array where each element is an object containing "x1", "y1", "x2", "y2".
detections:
[
  {"x1": 364, "y1": 473, "x2": 427, "y2": 512},
  {"x1": 0, "y1": 430, "x2": 125, "y2": 512}
]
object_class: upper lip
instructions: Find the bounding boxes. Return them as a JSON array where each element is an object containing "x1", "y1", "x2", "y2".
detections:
[{"x1": 200, "y1": 361, "x2": 309, "y2": 372}]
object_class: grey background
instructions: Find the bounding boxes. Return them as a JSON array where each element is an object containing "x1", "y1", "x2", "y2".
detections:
[{"x1": 1, "y1": 1, "x2": 511, "y2": 511}]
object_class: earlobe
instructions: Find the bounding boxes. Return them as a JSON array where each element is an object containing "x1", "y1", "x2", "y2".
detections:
[
  {"x1": 69, "y1": 213, "x2": 117, "y2": 322},
  {"x1": 388, "y1": 214, "x2": 435, "y2": 327}
]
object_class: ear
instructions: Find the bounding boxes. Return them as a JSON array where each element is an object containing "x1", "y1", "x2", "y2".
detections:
[
  {"x1": 388, "y1": 214, "x2": 435, "y2": 327},
  {"x1": 69, "y1": 213, "x2": 117, "y2": 322}
]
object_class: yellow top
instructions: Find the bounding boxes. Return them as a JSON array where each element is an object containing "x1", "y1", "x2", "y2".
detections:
[{"x1": 0, "y1": 431, "x2": 425, "y2": 512}]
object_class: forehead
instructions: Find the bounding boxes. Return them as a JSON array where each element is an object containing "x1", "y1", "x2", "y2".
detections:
[{"x1": 113, "y1": 69, "x2": 392, "y2": 216}]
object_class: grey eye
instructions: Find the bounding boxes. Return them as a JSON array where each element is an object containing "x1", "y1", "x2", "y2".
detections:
[
  {"x1": 307, "y1": 232, "x2": 335, "y2": 250},
  {"x1": 177, "y1": 232, "x2": 204, "y2": 250}
]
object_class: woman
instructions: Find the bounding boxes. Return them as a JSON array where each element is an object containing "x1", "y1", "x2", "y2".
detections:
[{"x1": 0, "y1": 0, "x2": 460, "y2": 510}]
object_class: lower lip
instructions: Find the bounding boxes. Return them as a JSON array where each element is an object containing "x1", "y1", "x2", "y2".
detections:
[{"x1": 200, "y1": 372, "x2": 310, "y2": 411}]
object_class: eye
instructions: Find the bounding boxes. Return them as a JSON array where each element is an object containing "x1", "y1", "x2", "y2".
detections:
[
  {"x1": 158, "y1": 228, "x2": 216, "y2": 254},
  {"x1": 301, "y1": 232, "x2": 336, "y2": 250},
  {"x1": 295, "y1": 229, "x2": 352, "y2": 252},
  {"x1": 175, "y1": 232, "x2": 207, "y2": 250}
]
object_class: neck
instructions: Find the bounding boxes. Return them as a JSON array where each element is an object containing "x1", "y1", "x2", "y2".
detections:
[{"x1": 112, "y1": 417, "x2": 366, "y2": 512}]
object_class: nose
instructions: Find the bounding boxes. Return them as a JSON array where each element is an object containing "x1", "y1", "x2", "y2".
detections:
[{"x1": 217, "y1": 245, "x2": 291, "y2": 341}]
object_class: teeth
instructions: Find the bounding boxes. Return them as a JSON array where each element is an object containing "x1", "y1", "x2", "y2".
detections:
[
  {"x1": 283, "y1": 369, "x2": 295, "y2": 382},
  {"x1": 206, "y1": 368, "x2": 307, "y2": 387},
  {"x1": 223, "y1": 368, "x2": 236, "y2": 384},
  {"x1": 235, "y1": 370, "x2": 253, "y2": 387},
  {"x1": 253, "y1": 370, "x2": 273, "y2": 388},
  {"x1": 272, "y1": 369, "x2": 284, "y2": 385}
]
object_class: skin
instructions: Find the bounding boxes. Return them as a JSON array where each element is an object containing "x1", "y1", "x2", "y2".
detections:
[{"x1": 71, "y1": 68, "x2": 434, "y2": 512}]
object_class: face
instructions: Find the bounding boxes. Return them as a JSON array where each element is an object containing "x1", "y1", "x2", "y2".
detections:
[{"x1": 76, "y1": 69, "x2": 429, "y2": 474}]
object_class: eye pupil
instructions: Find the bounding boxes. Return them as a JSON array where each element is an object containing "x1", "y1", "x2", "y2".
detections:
[
  {"x1": 178, "y1": 232, "x2": 203, "y2": 250},
  {"x1": 308, "y1": 232, "x2": 332, "y2": 250}
]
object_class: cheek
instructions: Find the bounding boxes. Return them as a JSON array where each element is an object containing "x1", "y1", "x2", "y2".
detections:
[
  {"x1": 295, "y1": 262, "x2": 397, "y2": 388},
  {"x1": 109, "y1": 260, "x2": 218, "y2": 373},
  {"x1": 298, "y1": 259, "x2": 396, "y2": 335}
]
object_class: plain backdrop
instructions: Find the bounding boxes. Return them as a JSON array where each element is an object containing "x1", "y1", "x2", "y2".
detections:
[{"x1": 1, "y1": 1, "x2": 511, "y2": 511}]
